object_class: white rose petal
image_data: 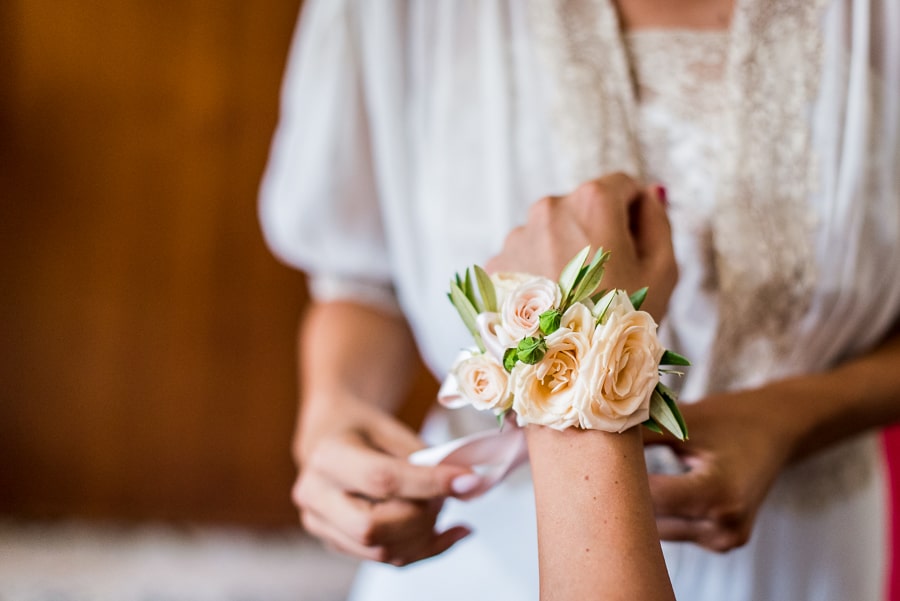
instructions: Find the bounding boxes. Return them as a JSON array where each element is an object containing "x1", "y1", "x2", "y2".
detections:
[
  {"x1": 561, "y1": 302, "x2": 594, "y2": 335},
  {"x1": 490, "y1": 272, "x2": 534, "y2": 307},
  {"x1": 512, "y1": 329, "x2": 590, "y2": 430},
  {"x1": 574, "y1": 307, "x2": 664, "y2": 432},
  {"x1": 501, "y1": 276, "x2": 562, "y2": 340},
  {"x1": 476, "y1": 312, "x2": 513, "y2": 363},
  {"x1": 451, "y1": 351, "x2": 512, "y2": 414}
]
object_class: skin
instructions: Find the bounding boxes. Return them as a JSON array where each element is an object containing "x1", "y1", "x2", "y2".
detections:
[{"x1": 528, "y1": 426, "x2": 675, "y2": 601}]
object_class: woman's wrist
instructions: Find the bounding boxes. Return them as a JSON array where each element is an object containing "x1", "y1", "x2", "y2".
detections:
[{"x1": 526, "y1": 424, "x2": 674, "y2": 600}]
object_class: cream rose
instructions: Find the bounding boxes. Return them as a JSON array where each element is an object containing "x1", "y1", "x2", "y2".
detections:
[
  {"x1": 490, "y1": 272, "x2": 534, "y2": 307},
  {"x1": 441, "y1": 350, "x2": 512, "y2": 414},
  {"x1": 560, "y1": 302, "x2": 594, "y2": 335},
  {"x1": 511, "y1": 328, "x2": 590, "y2": 430},
  {"x1": 501, "y1": 276, "x2": 562, "y2": 340},
  {"x1": 574, "y1": 298, "x2": 664, "y2": 432},
  {"x1": 476, "y1": 312, "x2": 514, "y2": 363}
]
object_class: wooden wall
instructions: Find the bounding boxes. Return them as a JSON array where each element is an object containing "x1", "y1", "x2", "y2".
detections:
[{"x1": 0, "y1": 1, "x2": 309, "y2": 526}]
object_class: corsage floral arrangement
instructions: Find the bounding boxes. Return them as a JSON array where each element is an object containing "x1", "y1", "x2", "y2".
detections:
[{"x1": 438, "y1": 247, "x2": 689, "y2": 439}]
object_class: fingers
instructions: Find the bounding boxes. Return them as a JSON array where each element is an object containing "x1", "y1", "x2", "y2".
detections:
[
  {"x1": 296, "y1": 469, "x2": 474, "y2": 565},
  {"x1": 648, "y1": 471, "x2": 710, "y2": 520},
  {"x1": 567, "y1": 175, "x2": 641, "y2": 251},
  {"x1": 309, "y1": 432, "x2": 475, "y2": 501},
  {"x1": 634, "y1": 186, "x2": 674, "y2": 263},
  {"x1": 295, "y1": 473, "x2": 439, "y2": 545},
  {"x1": 301, "y1": 500, "x2": 472, "y2": 565},
  {"x1": 649, "y1": 471, "x2": 754, "y2": 553}
]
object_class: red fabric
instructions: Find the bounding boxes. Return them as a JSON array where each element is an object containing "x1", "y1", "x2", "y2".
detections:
[{"x1": 883, "y1": 426, "x2": 900, "y2": 601}]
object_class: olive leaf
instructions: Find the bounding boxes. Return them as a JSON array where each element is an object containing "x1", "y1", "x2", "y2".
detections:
[
  {"x1": 474, "y1": 265, "x2": 498, "y2": 313},
  {"x1": 660, "y1": 349, "x2": 691, "y2": 366},
  {"x1": 629, "y1": 287, "x2": 648, "y2": 311},
  {"x1": 558, "y1": 246, "x2": 591, "y2": 309},
  {"x1": 649, "y1": 382, "x2": 688, "y2": 440},
  {"x1": 449, "y1": 282, "x2": 486, "y2": 353}
]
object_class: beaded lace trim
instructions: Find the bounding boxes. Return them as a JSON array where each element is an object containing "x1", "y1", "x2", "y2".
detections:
[{"x1": 530, "y1": 0, "x2": 871, "y2": 505}]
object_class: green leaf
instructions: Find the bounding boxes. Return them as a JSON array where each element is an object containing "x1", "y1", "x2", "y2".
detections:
[
  {"x1": 474, "y1": 265, "x2": 497, "y2": 313},
  {"x1": 642, "y1": 419, "x2": 663, "y2": 435},
  {"x1": 658, "y1": 368, "x2": 685, "y2": 376},
  {"x1": 660, "y1": 349, "x2": 691, "y2": 366},
  {"x1": 503, "y1": 347, "x2": 518, "y2": 372},
  {"x1": 516, "y1": 336, "x2": 547, "y2": 364},
  {"x1": 569, "y1": 249, "x2": 611, "y2": 306},
  {"x1": 648, "y1": 386, "x2": 686, "y2": 441},
  {"x1": 558, "y1": 246, "x2": 591, "y2": 306},
  {"x1": 539, "y1": 309, "x2": 562, "y2": 335},
  {"x1": 449, "y1": 282, "x2": 486, "y2": 353},
  {"x1": 656, "y1": 382, "x2": 689, "y2": 439},
  {"x1": 496, "y1": 410, "x2": 508, "y2": 429},
  {"x1": 463, "y1": 269, "x2": 483, "y2": 312},
  {"x1": 589, "y1": 288, "x2": 610, "y2": 305},
  {"x1": 629, "y1": 287, "x2": 648, "y2": 311},
  {"x1": 592, "y1": 289, "x2": 617, "y2": 324}
]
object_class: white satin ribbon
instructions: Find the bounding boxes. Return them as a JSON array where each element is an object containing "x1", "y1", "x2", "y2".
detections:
[{"x1": 408, "y1": 424, "x2": 529, "y2": 500}]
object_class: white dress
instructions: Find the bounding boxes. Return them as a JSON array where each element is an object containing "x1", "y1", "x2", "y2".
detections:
[{"x1": 260, "y1": 1, "x2": 900, "y2": 599}]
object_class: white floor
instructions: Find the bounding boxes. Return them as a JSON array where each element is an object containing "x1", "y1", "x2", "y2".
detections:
[{"x1": 0, "y1": 520, "x2": 360, "y2": 601}]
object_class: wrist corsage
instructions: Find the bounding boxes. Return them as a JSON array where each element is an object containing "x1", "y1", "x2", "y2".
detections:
[{"x1": 439, "y1": 247, "x2": 689, "y2": 440}]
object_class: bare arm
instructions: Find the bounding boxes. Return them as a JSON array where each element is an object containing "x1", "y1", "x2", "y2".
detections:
[
  {"x1": 489, "y1": 173, "x2": 677, "y2": 598},
  {"x1": 529, "y1": 427, "x2": 676, "y2": 601},
  {"x1": 293, "y1": 300, "x2": 477, "y2": 565}
]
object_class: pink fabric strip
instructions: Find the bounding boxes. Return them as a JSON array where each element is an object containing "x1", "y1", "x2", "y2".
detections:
[{"x1": 408, "y1": 425, "x2": 529, "y2": 500}]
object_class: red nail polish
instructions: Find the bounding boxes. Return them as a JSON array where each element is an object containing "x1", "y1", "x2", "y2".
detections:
[{"x1": 656, "y1": 185, "x2": 668, "y2": 207}]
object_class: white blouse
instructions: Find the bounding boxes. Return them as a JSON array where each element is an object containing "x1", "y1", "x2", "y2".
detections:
[{"x1": 260, "y1": 1, "x2": 900, "y2": 600}]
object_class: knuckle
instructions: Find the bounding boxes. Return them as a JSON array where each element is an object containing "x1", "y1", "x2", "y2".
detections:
[
  {"x1": 707, "y1": 527, "x2": 750, "y2": 553},
  {"x1": 304, "y1": 442, "x2": 331, "y2": 472},
  {"x1": 576, "y1": 179, "x2": 606, "y2": 201},
  {"x1": 528, "y1": 195, "x2": 557, "y2": 221},
  {"x1": 365, "y1": 465, "x2": 401, "y2": 499},
  {"x1": 354, "y1": 515, "x2": 380, "y2": 547},
  {"x1": 291, "y1": 477, "x2": 311, "y2": 509},
  {"x1": 299, "y1": 511, "x2": 320, "y2": 537},
  {"x1": 370, "y1": 545, "x2": 393, "y2": 564}
]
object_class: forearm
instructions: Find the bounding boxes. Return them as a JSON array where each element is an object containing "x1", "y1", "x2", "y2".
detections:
[
  {"x1": 295, "y1": 300, "x2": 420, "y2": 459},
  {"x1": 756, "y1": 326, "x2": 900, "y2": 462},
  {"x1": 527, "y1": 426, "x2": 675, "y2": 601}
]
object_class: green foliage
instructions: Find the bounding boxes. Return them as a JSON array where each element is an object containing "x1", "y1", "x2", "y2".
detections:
[
  {"x1": 516, "y1": 337, "x2": 547, "y2": 364},
  {"x1": 449, "y1": 282, "x2": 485, "y2": 353},
  {"x1": 629, "y1": 287, "x2": 648, "y2": 311},
  {"x1": 660, "y1": 349, "x2": 691, "y2": 366},
  {"x1": 539, "y1": 309, "x2": 562, "y2": 335},
  {"x1": 648, "y1": 383, "x2": 688, "y2": 441}
]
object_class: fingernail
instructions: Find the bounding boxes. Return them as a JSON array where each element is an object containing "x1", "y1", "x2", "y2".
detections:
[
  {"x1": 451, "y1": 474, "x2": 482, "y2": 496},
  {"x1": 655, "y1": 185, "x2": 668, "y2": 207}
]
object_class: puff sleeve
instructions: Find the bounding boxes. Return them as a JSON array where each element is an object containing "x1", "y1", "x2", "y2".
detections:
[{"x1": 259, "y1": 0, "x2": 399, "y2": 313}]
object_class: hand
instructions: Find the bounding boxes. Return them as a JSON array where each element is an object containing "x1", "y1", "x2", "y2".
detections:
[
  {"x1": 646, "y1": 389, "x2": 798, "y2": 552},
  {"x1": 293, "y1": 396, "x2": 479, "y2": 566},
  {"x1": 485, "y1": 173, "x2": 676, "y2": 321}
]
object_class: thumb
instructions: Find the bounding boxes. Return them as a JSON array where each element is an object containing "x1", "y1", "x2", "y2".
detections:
[
  {"x1": 634, "y1": 185, "x2": 674, "y2": 264},
  {"x1": 364, "y1": 406, "x2": 430, "y2": 458}
]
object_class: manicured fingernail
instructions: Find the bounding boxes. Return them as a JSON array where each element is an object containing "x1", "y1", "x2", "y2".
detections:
[
  {"x1": 451, "y1": 474, "x2": 482, "y2": 495},
  {"x1": 655, "y1": 185, "x2": 668, "y2": 207}
]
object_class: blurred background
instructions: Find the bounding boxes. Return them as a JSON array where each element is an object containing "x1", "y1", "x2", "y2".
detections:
[
  {"x1": 0, "y1": 1, "x2": 361, "y2": 599},
  {"x1": 1, "y1": 1, "x2": 899, "y2": 600}
]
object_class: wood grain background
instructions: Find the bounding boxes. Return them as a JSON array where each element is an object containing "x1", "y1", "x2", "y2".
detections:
[{"x1": 0, "y1": 1, "x2": 310, "y2": 526}]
